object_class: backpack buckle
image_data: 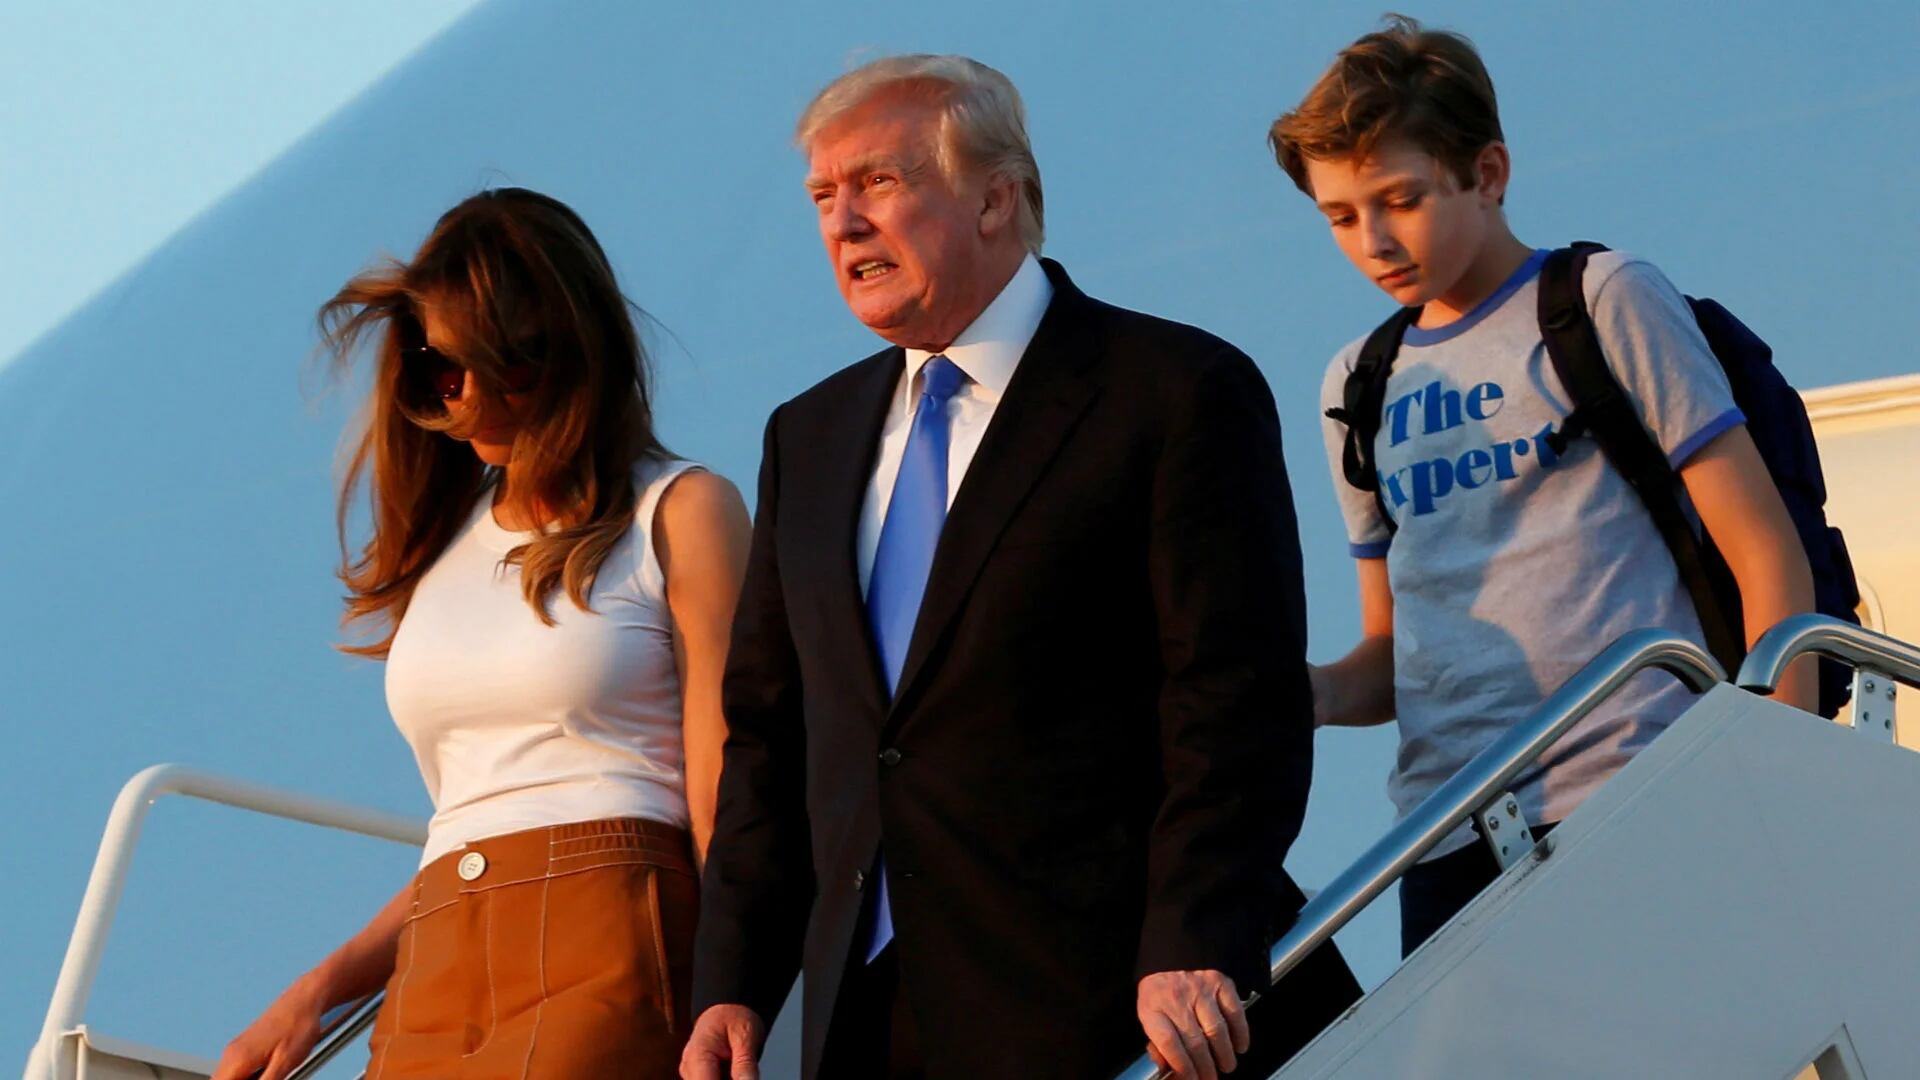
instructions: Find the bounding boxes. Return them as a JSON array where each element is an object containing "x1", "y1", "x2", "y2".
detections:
[{"x1": 1545, "y1": 409, "x2": 1591, "y2": 455}]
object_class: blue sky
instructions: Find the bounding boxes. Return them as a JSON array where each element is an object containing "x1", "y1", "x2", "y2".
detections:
[
  {"x1": 0, "y1": 2, "x2": 479, "y2": 368},
  {"x1": 5, "y1": 0, "x2": 1917, "y2": 1072}
]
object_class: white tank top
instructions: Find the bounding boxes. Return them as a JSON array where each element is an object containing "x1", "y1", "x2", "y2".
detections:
[{"x1": 385, "y1": 455, "x2": 703, "y2": 867}]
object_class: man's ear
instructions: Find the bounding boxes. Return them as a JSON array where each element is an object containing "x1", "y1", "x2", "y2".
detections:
[
  {"x1": 1474, "y1": 141, "x2": 1512, "y2": 207},
  {"x1": 979, "y1": 173, "x2": 1021, "y2": 238}
]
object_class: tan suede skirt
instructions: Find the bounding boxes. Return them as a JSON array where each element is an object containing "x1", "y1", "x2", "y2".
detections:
[{"x1": 366, "y1": 817, "x2": 697, "y2": 1079}]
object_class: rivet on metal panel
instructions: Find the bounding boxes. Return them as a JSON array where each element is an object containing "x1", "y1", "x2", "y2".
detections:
[
  {"x1": 1849, "y1": 669, "x2": 1898, "y2": 744},
  {"x1": 1475, "y1": 790, "x2": 1533, "y2": 872}
]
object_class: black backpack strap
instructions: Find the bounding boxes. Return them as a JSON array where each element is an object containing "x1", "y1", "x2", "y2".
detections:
[
  {"x1": 1326, "y1": 307, "x2": 1420, "y2": 535},
  {"x1": 1537, "y1": 243, "x2": 1748, "y2": 673}
]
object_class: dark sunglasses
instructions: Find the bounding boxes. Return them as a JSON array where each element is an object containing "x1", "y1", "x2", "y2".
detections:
[{"x1": 402, "y1": 338, "x2": 543, "y2": 402}]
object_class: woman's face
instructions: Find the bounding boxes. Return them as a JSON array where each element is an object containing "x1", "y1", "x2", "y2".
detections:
[{"x1": 415, "y1": 304, "x2": 532, "y2": 468}]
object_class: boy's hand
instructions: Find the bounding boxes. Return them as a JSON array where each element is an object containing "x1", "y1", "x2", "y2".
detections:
[
  {"x1": 1312, "y1": 557, "x2": 1397, "y2": 729},
  {"x1": 1677, "y1": 428, "x2": 1818, "y2": 712},
  {"x1": 1308, "y1": 663, "x2": 1333, "y2": 728}
]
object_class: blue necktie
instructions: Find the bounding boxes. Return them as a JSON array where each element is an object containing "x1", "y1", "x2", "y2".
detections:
[{"x1": 861, "y1": 354, "x2": 966, "y2": 963}]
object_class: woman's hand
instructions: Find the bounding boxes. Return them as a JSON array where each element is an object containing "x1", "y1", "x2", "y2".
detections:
[
  {"x1": 210, "y1": 976, "x2": 329, "y2": 1080},
  {"x1": 212, "y1": 869, "x2": 410, "y2": 1079}
]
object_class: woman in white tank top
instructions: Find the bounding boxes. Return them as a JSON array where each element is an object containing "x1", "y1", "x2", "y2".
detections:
[{"x1": 213, "y1": 189, "x2": 750, "y2": 1080}]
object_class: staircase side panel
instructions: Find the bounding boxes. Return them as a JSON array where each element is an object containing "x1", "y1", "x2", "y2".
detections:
[{"x1": 1278, "y1": 687, "x2": 1920, "y2": 1079}]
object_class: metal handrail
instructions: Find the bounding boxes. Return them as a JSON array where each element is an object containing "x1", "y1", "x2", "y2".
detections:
[
  {"x1": 282, "y1": 991, "x2": 386, "y2": 1080},
  {"x1": 28, "y1": 763, "x2": 425, "y2": 1080},
  {"x1": 1115, "y1": 629, "x2": 1724, "y2": 1080},
  {"x1": 1737, "y1": 613, "x2": 1920, "y2": 694}
]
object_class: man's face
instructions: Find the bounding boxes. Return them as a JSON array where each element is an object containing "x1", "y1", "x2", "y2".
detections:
[
  {"x1": 1304, "y1": 138, "x2": 1493, "y2": 308},
  {"x1": 805, "y1": 92, "x2": 996, "y2": 350}
]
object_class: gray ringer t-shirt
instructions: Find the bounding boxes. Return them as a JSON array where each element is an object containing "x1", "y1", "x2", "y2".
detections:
[{"x1": 1319, "y1": 249, "x2": 1744, "y2": 859}]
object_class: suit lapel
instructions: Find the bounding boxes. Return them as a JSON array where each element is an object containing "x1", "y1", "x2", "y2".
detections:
[
  {"x1": 888, "y1": 262, "x2": 1102, "y2": 717},
  {"x1": 809, "y1": 346, "x2": 901, "y2": 719}
]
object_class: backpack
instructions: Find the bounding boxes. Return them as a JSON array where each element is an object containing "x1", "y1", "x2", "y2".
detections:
[{"x1": 1326, "y1": 242, "x2": 1861, "y2": 717}]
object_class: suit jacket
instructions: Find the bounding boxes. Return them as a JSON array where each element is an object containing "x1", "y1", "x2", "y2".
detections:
[{"x1": 694, "y1": 260, "x2": 1329, "y2": 1078}]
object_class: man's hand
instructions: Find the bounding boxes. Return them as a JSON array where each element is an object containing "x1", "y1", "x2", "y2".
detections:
[
  {"x1": 1137, "y1": 970, "x2": 1249, "y2": 1079},
  {"x1": 680, "y1": 1004, "x2": 767, "y2": 1080}
]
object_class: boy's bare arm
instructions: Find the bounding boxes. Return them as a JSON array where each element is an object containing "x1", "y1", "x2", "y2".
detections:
[
  {"x1": 1312, "y1": 557, "x2": 1397, "y2": 727},
  {"x1": 1679, "y1": 426, "x2": 1819, "y2": 711}
]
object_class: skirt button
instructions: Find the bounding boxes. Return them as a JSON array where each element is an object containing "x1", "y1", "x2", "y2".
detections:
[{"x1": 457, "y1": 851, "x2": 487, "y2": 881}]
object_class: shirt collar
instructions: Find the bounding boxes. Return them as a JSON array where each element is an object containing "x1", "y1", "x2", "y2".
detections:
[{"x1": 902, "y1": 253, "x2": 1052, "y2": 406}]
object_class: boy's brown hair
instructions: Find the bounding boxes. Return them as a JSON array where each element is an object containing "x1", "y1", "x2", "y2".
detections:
[{"x1": 1269, "y1": 14, "x2": 1502, "y2": 196}]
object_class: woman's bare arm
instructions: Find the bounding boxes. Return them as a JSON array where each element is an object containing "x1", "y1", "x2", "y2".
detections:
[
  {"x1": 211, "y1": 882, "x2": 411, "y2": 1080},
  {"x1": 656, "y1": 469, "x2": 753, "y2": 870}
]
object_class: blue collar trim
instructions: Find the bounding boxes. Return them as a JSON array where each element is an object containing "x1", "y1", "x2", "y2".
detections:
[{"x1": 1402, "y1": 248, "x2": 1551, "y2": 346}]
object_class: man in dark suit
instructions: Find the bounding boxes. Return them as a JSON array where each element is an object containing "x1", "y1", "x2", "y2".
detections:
[{"x1": 682, "y1": 55, "x2": 1360, "y2": 1080}]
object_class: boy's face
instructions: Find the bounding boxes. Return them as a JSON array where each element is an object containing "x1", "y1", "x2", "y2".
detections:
[{"x1": 1304, "y1": 138, "x2": 1501, "y2": 308}]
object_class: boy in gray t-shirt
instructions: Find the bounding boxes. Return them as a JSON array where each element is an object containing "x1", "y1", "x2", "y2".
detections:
[{"x1": 1269, "y1": 17, "x2": 1818, "y2": 955}]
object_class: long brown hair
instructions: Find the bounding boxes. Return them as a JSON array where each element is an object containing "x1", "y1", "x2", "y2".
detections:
[{"x1": 319, "y1": 188, "x2": 665, "y2": 657}]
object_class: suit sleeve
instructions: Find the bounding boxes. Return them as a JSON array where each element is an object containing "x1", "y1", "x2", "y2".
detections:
[
  {"x1": 691, "y1": 405, "x2": 814, "y2": 1022},
  {"x1": 1135, "y1": 346, "x2": 1313, "y2": 992}
]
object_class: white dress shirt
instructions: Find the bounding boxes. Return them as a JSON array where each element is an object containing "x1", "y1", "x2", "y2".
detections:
[{"x1": 856, "y1": 254, "x2": 1054, "y2": 594}]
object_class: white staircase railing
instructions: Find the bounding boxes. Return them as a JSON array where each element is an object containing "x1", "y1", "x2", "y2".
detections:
[
  {"x1": 1115, "y1": 627, "x2": 1726, "y2": 1080},
  {"x1": 39, "y1": 616, "x2": 1916, "y2": 1080},
  {"x1": 1116, "y1": 613, "x2": 1920, "y2": 1080},
  {"x1": 1738, "y1": 612, "x2": 1920, "y2": 742},
  {"x1": 26, "y1": 764, "x2": 424, "y2": 1080}
]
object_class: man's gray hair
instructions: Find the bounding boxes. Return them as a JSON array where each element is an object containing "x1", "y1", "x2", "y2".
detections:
[{"x1": 796, "y1": 54, "x2": 1045, "y2": 254}]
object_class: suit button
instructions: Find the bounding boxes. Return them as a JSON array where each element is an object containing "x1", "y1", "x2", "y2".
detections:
[
  {"x1": 878, "y1": 748, "x2": 903, "y2": 766},
  {"x1": 853, "y1": 869, "x2": 866, "y2": 890},
  {"x1": 457, "y1": 852, "x2": 487, "y2": 881}
]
